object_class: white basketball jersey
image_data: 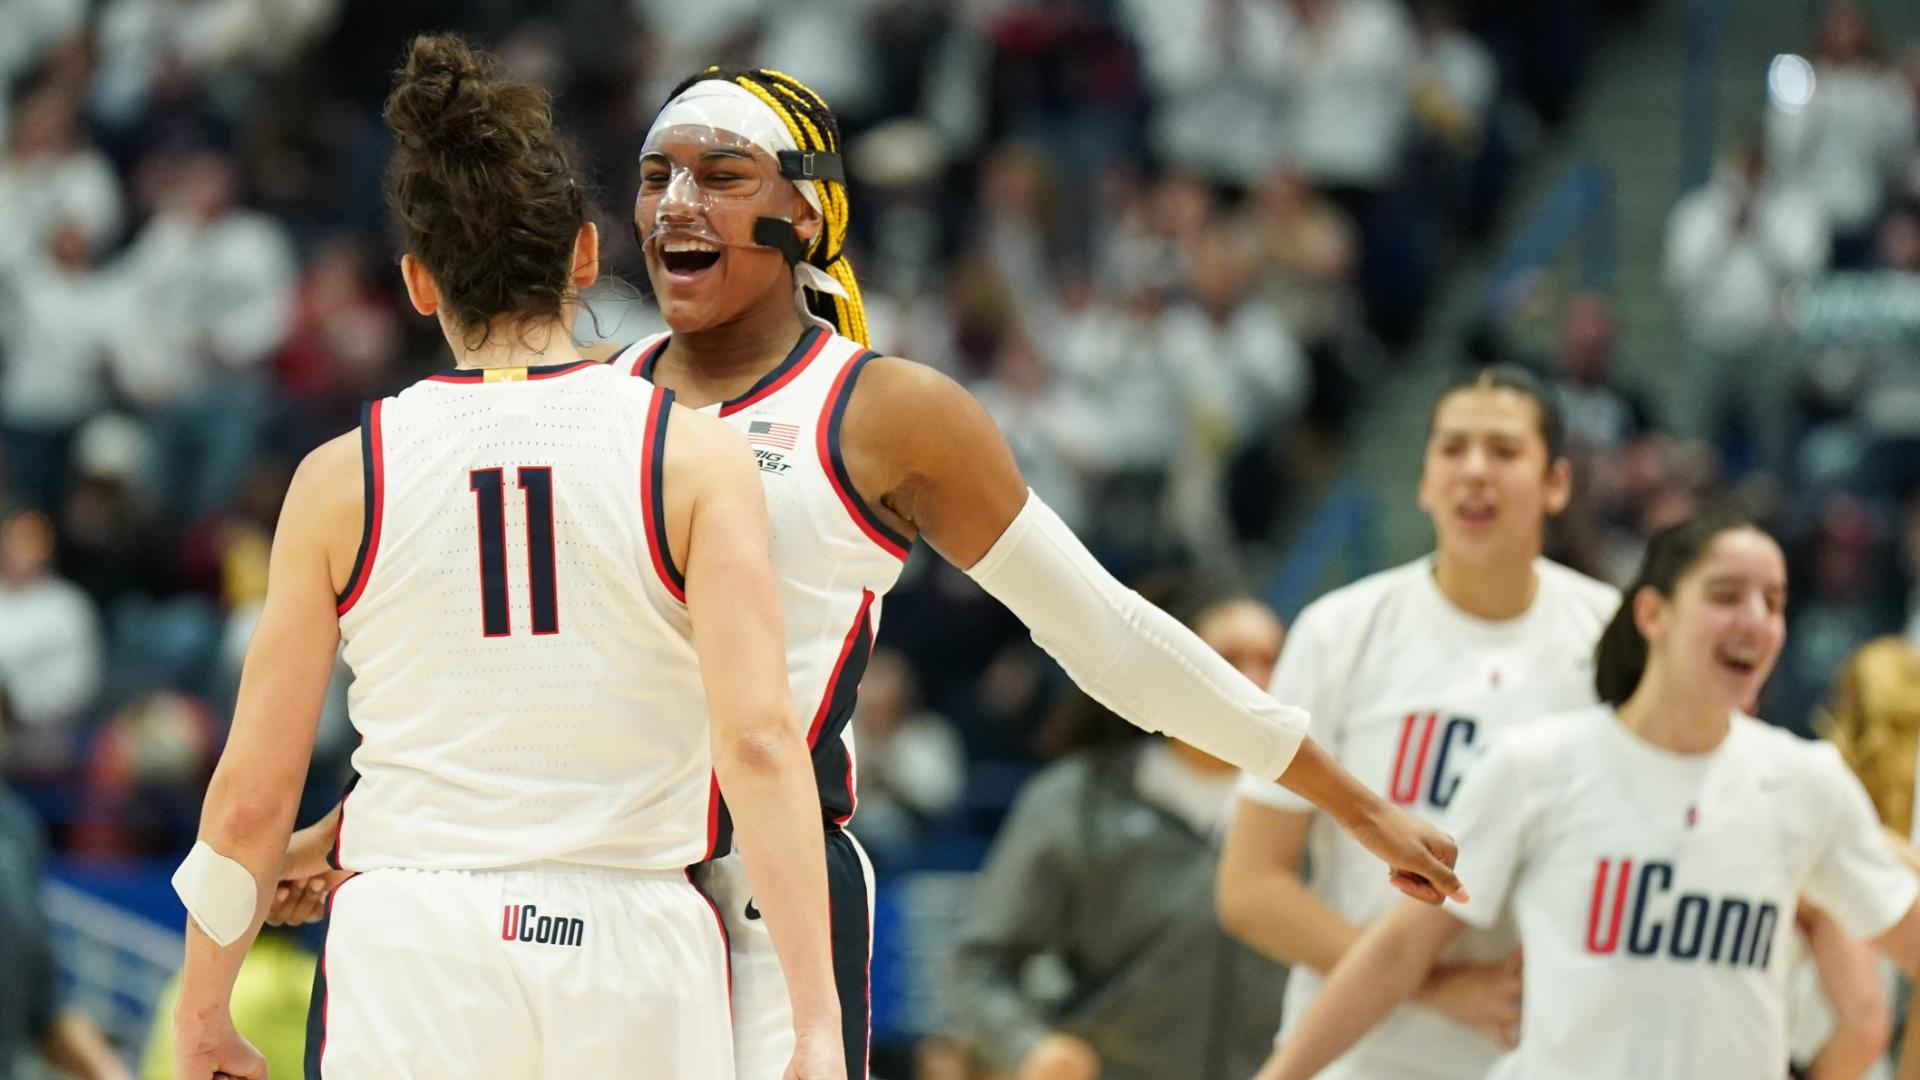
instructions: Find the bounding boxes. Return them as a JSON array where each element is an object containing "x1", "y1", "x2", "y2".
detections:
[
  {"x1": 1238, "y1": 556, "x2": 1620, "y2": 1079},
  {"x1": 331, "y1": 360, "x2": 718, "y2": 872},
  {"x1": 613, "y1": 326, "x2": 908, "y2": 843},
  {"x1": 1446, "y1": 707, "x2": 1919, "y2": 1080}
]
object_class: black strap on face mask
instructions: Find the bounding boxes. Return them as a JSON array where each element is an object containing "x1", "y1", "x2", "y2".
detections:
[
  {"x1": 751, "y1": 218, "x2": 807, "y2": 266},
  {"x1": 763, "y1": 150, "x2": 844, "y2": 267},
  {"x1": 777, "y1": 150, "x2": 844, "y2": 185}
]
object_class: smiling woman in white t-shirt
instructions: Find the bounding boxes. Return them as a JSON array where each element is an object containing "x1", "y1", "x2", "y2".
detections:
[
  {"x1": 1218, "y1": 366, "x2": 1619, "y2": 1079},
  {"x1": 1260, "y1": 512, "x2": 1920, "y2": 1080}
]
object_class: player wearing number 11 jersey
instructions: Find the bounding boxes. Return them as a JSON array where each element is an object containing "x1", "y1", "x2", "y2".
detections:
[{"x1": 169, "y1": 36, "x2": 844, "y2": 1080}]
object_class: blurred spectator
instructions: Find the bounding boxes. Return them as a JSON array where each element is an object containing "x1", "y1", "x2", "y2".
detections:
[
  {"x1": 945, "y1": 597, "x2": 1289, "y2": 1080},
  {"x1": 138, "y1": 928, "x2": 316, "y2": 1080},
  {"x1": 1539, "y1": 294, "x2": 1656, "y2": 578},
  {"x1": 1050, "y1": 221, "x2": 1189, "y2": 560},
  {"x1": 0, "y1": 0, "x2": 86, "y2": 136},
  {"x1": 849, "y1": 649, "x2": 967, "y2": 873},
  {"x1": 0, "y1": 222, "x2": 119, "y2": 510},
  {"x1": 0, "y1": 508, "x2": 101, "y2": 776},
  {"x1": 90, "y1": 0, "x2": 341, "y2": 133},
  {"x1": 1409, "y1": 1, "x2": 1496, "y2": 161},
  {"x1": 1273, "y1": 0, "x2": 1418, "y2": 195},
  {"x1": 0, "y1": 82, "x2": 125, "y2": 272},
  {"x1": 1666, "y1": 136, "x2": 1828, "y2": 471},
  {"x1": 1241, "y1": 167, "x2": 1356, "y2": 356},
  {"x1": 55, "y1": 414, "x2": 167, "y2": 608},
  {"x1": 972, "y1": 143, "x2": 1067, "y2": 344},
  {"x1": 1407, "y1": 0, "x2": 1505, "y2": 240},
  {"x1": 1765, "y1": 1, "x2": 1915, "y2": 269},
  {"x1": 1163, "y1": 228, "x2": 1312, "y2": 461},
  {"x1": 971, "y1": 330, "x2": 1092, "y2": 537},
  {"x1": 1548, "y1": 293, "x2": 1651, "y2": 461},
  {"x1": 1877, "y1": 203, "x2": 1920, "y2": 275},
  {"x1": 1776, "y1": 494, "x2": 1904, "y2": 736},
  {"x1": 271, "y1": 232, "x2": 403, "y2": 444},
  {"x1": 1900, "y1": 48, "x2": 1920, "y2": 209},
  {"x1": 850, "y1": 118, "x2": 948, "y2": 306},
  {"x1": 0, "y1": 694, "x2": 135, "y2": 1080},
  {"x1": 1580, "y1": 433, "x2": 1721, "y2": 586},
  {"x1": 1160, "y1": 226, "x2": 1311, "y2": 566},
  {"x1": 1275, "y1": 0, "x2": 1432, "y2": 345},
  {"x1": 630, "y1": 0, "x2": 885, "y2": 126},
  {"x1": 108, "y1": 149, "x2": 296, "y2": 520},
  {"x1": 1800, "y1": 636, "x2": 1920, "y2": 1080},
  {"x1": 1236, "y1": 167, "x2": 1361, "y2": 429},
  {"x1": 1819, "y1": 636, "x2": 1920, "y2": 841},
  {"x1": 1119, "y1": 0, "x2": 1292, "y2": 186},
  {"x1": 69, "y1": 689, "x2": 218, "y2": 857}
]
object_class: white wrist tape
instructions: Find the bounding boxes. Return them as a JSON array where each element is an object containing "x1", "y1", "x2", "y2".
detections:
[
  {"x1": 965, "y1": 490, "x2": 1308, "y2": 779},
  {"x1": 171, "y1": 840, "x2": 259, "y2": 947}
]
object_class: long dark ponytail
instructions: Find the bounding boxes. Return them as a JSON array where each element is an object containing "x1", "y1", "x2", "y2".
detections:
[{"x1": 1594, "y1": 510, "x2": 1765, "y2": 705}]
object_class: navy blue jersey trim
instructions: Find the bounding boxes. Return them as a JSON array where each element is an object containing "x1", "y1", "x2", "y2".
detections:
[
  {"x1": 826, "y1": 831, "x2": 873, "y2": 1078},
  {"x1": 640, "y1": 326, "x2": 828, "y2": 415},
  {"x1": 809, "y1": 596, "x2": 875, "y2": 825},
  {"x1": 824, "y1": 352, "x2": 912, "y2": 556},
  {"x1": 334, "y1": 402, "x2": 380, "y2": 607},
  {"x1": 646, "y1": 389, "x2": 685, "y2": 596}
]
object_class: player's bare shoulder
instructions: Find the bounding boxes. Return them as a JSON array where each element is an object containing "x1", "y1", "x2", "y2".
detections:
[
  {"x1": 837, "y1": 353, "x2": 1023, "y2": 546},
  {"x1": 838, "y1": 355, "x2": 978, "y2": 460},
  {"x1": 662, "y1": 399, "x2": 760, "y2": 491},
  {"x1": 284, "y1": 426, "x2": 369, "y2": 588}
]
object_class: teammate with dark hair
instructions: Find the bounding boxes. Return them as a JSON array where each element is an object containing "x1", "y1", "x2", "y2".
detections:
[
  {"x1": 1216, "y1": 365, "x2": 1617, "y2": 1079},
  {"x1": 171, "y1": 38, "x2": 842, "y2": 1080}
]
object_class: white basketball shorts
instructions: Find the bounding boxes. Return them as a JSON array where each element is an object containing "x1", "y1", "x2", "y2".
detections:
[{"x1": 306, "y1": 864, "x2": 733, "y2": 1078}]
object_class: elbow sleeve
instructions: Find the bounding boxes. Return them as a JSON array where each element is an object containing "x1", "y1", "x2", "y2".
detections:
[{"x1": 965, "y1": 491, "x2": 1307, "y2": 779}]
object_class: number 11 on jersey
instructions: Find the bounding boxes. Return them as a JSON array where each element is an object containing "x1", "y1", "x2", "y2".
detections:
[{"x1": 470, "y1": 466, "x2": 559, "y2": 637}]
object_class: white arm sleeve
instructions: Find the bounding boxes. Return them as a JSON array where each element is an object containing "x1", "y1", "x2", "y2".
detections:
[{"x1": 965, "y1": 490, "x2": 1308, "y2": 779}]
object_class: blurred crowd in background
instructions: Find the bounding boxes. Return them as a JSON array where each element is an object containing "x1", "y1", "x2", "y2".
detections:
[{"x1": 3, "y1": 0, "x2": 1920, "y2": 1075}]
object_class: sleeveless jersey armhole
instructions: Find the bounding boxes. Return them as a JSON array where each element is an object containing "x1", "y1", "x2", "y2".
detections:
[
  {"x1": 335, "y1": 398, "x2": 387, "y2": 615},
  {"x1": 817, "y1": 351, "x2": 911, "y2": 561},
  {"x1": 639, "y1": 387, "x2": 686, "y2": 603}
]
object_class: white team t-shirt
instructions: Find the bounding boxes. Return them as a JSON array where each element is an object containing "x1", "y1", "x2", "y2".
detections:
[
  {"x1": 1237, "y1": 556, "x2": 1619, "y2": 1078},
  {"x1": 1442, "y1": 707, "x2": 1919, "y2": 1080}
]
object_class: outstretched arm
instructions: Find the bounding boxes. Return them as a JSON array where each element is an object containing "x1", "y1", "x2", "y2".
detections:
[
  {"x1": 173, "y1": 433, "x2": 358, "y2": 1080},
  {"x1": 840, "y1": 357, "x2": 1462, "y2": 902}
]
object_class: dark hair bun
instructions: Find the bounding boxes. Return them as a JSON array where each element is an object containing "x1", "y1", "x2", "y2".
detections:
[
  {"x1": 386, "y1": 35, "x2": 550, "y2": 155},
  {"x1": 382, "y1": 34, "x2": 586, "y2": 345}
]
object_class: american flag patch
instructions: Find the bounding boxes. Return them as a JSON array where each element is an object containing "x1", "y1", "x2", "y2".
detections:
[{"x1": 745, "y1": 420, "x2": 800, "y2": 450}]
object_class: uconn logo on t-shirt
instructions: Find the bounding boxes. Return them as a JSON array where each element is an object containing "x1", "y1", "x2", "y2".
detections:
[
  {"x1": 1584, "y1": 858, "x2": 1778, "y2": 968},
  {"x1": 1387, "y1": 712, "x2": 1477, "y2": 810}
]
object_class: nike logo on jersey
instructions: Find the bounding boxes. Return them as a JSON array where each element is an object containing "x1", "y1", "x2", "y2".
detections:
[
  {"x1": 745, "y1": 898, "x2": 761, "y2": 921},
  {"x1": 501, "y1": 904, "x2": 586, "y2": 948}
]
